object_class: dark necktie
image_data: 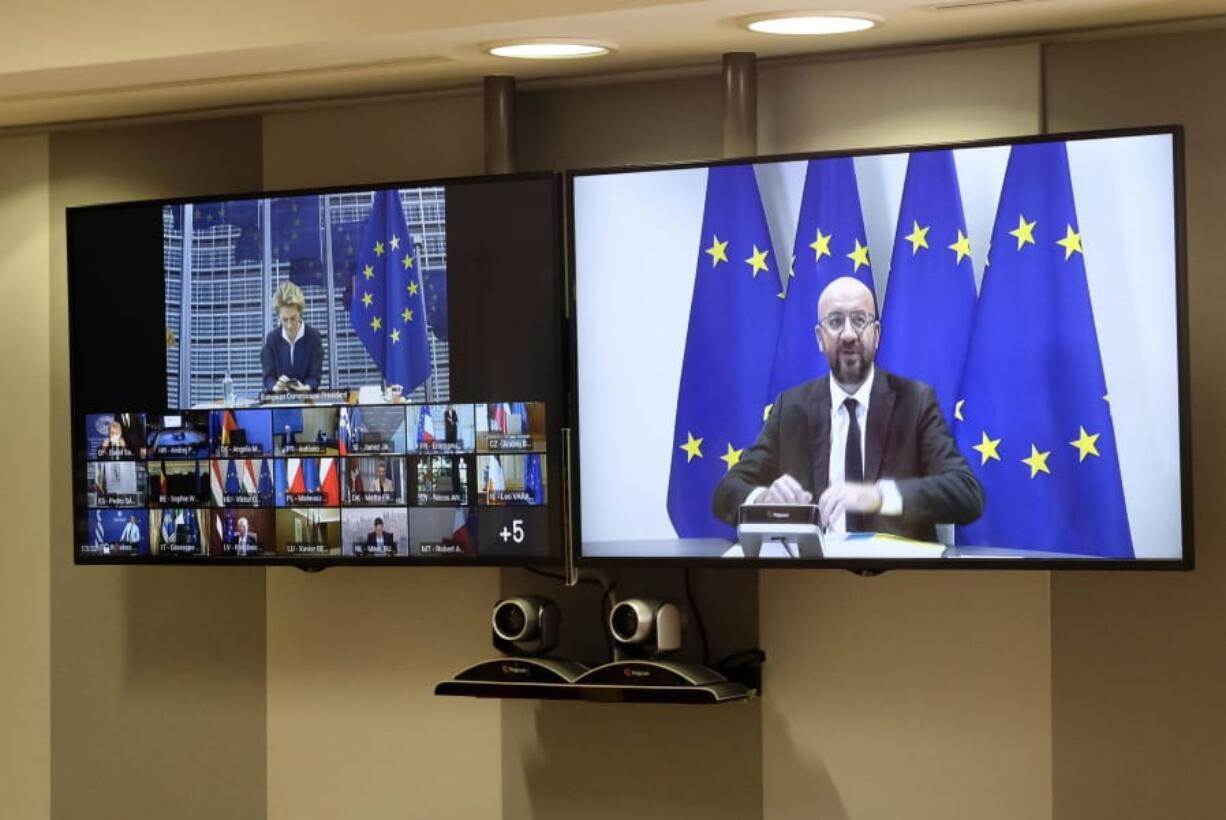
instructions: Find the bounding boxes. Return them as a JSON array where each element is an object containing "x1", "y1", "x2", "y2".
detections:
[{"x1": 844, "y1": 398, "x2": 863, "y2": 531}]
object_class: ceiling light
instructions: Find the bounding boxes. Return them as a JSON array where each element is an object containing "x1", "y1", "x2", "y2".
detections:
[
  {"x1": 743, "y1": 12, "x2": 879, "y2": 35},
  {"x1": 485, "y1": 39, "x2": 615, "y2": 60}
]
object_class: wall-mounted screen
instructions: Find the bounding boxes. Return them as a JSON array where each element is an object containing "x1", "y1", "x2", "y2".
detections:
[
  {"x1": 69, "y1": 173, "x2": 564, "y2": 565},
  {"x1": 571, "y1": 128, "x2": 1190, "y2": 567}
]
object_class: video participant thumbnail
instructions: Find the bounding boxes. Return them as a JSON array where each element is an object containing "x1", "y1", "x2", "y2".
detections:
[
  {"x1": 146, "y1": 411, "x2": 210, "y2": 458},
  {"x1": 340, "y1": 405, "x2": 408, "y2": 455},
  {"x1": 85, "y1": 412, "x2": 146, "y2": 460},
  {"x1": 341, "y1": 508, "x2": 408, "y2": 556},
  {"x1": 150, "y1": 508, "x2": 209, "y2": 556},
  {"x1": 477, "y1": 454, "x2": 546, "y2": 506},
  {"x1": 408, "y1": 404, "x2": 474, "y2": 453},
  {"x1": 411, "y1": 454, "x2": 473, "y2": 506},
  {"x1": 409, "y1": 507, "x2": 477, "y2": 557},
  {"x1": 209, "y1": 507, "x2": 274, "y2": 557},
  {"x1": 209, "y1": 459, "x2": 276, "y2": 507},
  {"x1": 147, "y1": 461, "x2": 208, "y2": 505},
  {"x1": 82, "y1": 509, "x2": 150, "y2": 556},
  {"x1": 476, "y1": 402, "x2": 546, "y2": 452},
  {"x1": 275, "y1": 508, "x2": 341, "y2": 556},
  {"x1": 88, "y1": 461, "x2": 148, "y2": 507},
  {"x1": 210, "y1": 409, "x2": 273, "y2": 457},
  {"x1": 344, "y1": 456, "x2": 405, "y2": 505},
  {"x1": 273, "y1": 407, "x2": 340, "y2": 456},
  {"x1": 275, "y1": 458, "x2": 341, "y2": 506}
]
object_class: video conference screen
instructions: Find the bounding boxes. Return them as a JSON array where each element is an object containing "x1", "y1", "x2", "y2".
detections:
[
  {"x1": 69, "y1": 175, "x2": 563, "y2": 564},
  {"x1": 572, "y1": 129, "x2": 1190, "y2": 565}
]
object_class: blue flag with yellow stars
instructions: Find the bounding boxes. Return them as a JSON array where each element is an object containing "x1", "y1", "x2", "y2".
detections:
[
  {"x1": 666, "y1": 165, "x2": 784, "y2": 539},
  {"x1": 877, "y1": 150, "x2": 977, "y2": 424},
  {"x1": 954, "y1": 142, "x2": 1133, "y2": 557},
  {"x1": 351, "y1": 189, "x2": 432, "y2": 395},
  {"x1": 271, "y1": 196, "x2": 324, "y2": 285},
  {"x1": 769, "y1": 158, "x2": 876, "y2": 398}
]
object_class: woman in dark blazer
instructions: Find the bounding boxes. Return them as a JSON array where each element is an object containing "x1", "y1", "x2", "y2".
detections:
[{"x1": 260, "y1": 281, "x2": 323, "y2": 392}]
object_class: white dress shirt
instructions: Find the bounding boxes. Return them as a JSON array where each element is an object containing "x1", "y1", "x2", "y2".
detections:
[{"x1": 281, "y1": 322, "x2": 305, "y2": 367}]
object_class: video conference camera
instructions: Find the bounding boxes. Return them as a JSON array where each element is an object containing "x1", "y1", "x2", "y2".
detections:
[
  {"x1": 492, "y1": 596, "x2": 560, "y2": 657},
  {"x1": 608, "y1": 598, "x2": 683, "y2": 658}
]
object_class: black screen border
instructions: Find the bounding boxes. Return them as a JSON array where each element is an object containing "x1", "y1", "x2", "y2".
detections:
[
  {"x1": 565, "y1": 124, "x2": 1194, "y2": 571},
  {"x1": 67, "y1": 170, "x2": 568, "y2": 569}
]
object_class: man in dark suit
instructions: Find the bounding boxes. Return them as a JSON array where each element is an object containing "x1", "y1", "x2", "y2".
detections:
[
  {"x1": 231, "y1": 516, "x2": 259, "y2": 555},
  {"x1": 444, "y1": 405, "x2": 459, "y2": 444},
  {"x1": 364, "y1": 517, "x2": 396, "y2": 553},
  {"x1": 714, "y1": 277, "x2": 983, "y2": 542}
]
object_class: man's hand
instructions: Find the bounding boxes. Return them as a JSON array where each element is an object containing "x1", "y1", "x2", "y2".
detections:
[
  {"x1": 817, "y1": 482, "x2": 882, "y2": 528},
  {"x1": 760, "y1": 474, "x2": 813, "y2": 505}
]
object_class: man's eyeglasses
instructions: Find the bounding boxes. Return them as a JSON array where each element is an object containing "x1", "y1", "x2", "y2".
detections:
[{"x1": 817, "y1": 311, "x2": 877, "y2": 334}]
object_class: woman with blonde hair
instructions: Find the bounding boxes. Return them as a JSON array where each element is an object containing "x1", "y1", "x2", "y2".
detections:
[{"x1": 260, "y1": 280, "x2": 323, "y2": 392}]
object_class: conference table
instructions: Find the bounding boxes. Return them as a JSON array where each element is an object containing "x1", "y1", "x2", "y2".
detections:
[{"x1": 582, "y1": 534, "x2": 1099, "y2": 561}]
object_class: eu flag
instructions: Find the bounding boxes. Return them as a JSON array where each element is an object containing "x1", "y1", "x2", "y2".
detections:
[
  {"x1": 877, "y1": 150, "x2": 977, "y2": 423},
  {"x1": 258, "y1": 459, "x2": 275, "y2": 506},
  {"x1": 524, "y1": 453, "x2": 544, "y2": 505},
  {"x1": 272, "y1": 196, "x2": 324, "y2": 286},
  {"x1": 666, "y1": 165, "x2": 784, "y2": 539},
  {"x1": 224, "y1": 460, "x2": 241, "y2": 496},
  {"x1": 351, "y1": 190, "x2": 433, "y2": 395},
  {"x1": 422, "y1": 268, "x2": 448, "y2": 338},
  {"x1": 954, "y1": 142, "x2": 1133, "y2": 558},
  {"x1": 769, "y1": 158, "x2": 875, "y2": 397}
]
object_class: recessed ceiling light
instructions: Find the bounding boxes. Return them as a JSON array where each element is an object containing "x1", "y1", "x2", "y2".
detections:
[
  {"x1": 743, "y1": 12, "x2": 879, "y2": 35},
  {"x1": 485, "y1": 39, "x2": 615, "y2": 60}
]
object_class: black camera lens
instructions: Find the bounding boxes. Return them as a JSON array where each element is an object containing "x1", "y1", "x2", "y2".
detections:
[
  {"x1": 493, "y1": 600, "x2": 529, "y2": 641},
  {"x1": 610, "y1": 602, "x2": 641, "y2": 642}
]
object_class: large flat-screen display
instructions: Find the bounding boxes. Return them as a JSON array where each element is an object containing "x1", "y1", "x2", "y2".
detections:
[
  {"x1": 571, "y1": 128, "x2": 1191, "y2": 567},
  {"x1": 69, "y1": 174, "x2": 563, "y2": 565}
]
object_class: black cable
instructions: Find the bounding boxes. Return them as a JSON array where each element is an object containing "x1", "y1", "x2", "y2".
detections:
[{"x1": 683, "y1": 567, "x2": 710, "y2": 666}]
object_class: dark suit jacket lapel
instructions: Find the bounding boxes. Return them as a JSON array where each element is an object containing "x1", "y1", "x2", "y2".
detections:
[
  {"x1": 865, "y1": 370, "x2": 896, "y2": 482},
  {"x1": 809, "y1": 378, "x2": 831, "y2": 495}
]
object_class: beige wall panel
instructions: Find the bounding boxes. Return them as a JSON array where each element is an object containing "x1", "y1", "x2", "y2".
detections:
[
  {"x1": 262, "y1": 99, "x2": 499, "y2": 820},
  {"x1": 48, "y1": 118, "x2": 267, "y2": 820},
  {"x1": 759, "y1": 45, "x2": 1041, "y2": 155},
  {"x1": 1045, "y1": 29, "x2": 1226, "y2": 820},
  {"x1": 262, "y1": 94, "x2": 485, "y2": 189},
  {"x1": 0, "y1": 134, "x2": 52, "y2": 820},
  {"x1": 756, "y1": 45, "x2": 1052, "y2": 820},
  {"x1": 517, "y1": 74, "x2": 723, "y2": 170},
  {"x1": 264, "y1": 569, "x2": 501, "y2": 820}
]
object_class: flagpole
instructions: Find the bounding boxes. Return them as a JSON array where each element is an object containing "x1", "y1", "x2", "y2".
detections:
[{"x1": 180, "y1": 204, "x2": 194, "y2": 407}]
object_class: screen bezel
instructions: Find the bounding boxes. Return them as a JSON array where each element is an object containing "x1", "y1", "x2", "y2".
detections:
[
  {"x1": 67, "y1": 170, "x2": 567, "y2": 569},
  {"x1": 565, "y1": 125, "x2": 1193, "y2": 571}
]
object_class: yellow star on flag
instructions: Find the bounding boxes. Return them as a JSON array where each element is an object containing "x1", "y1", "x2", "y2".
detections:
[
  {"x1": 402, "y1": 308, "x2": 414, "y2": 323},
  {"x1": 1069, "y1": 426, "x2": 1101, "y2": 462},
  {"x1": 1022, "y1": 444, "x2": 1051, "y2": 479},
  {"x1": 374, "y1": 241, "x2": 385, "y2": 257},
  {"x1": 948, "y1": 230, "x2": 972, "y2": 265},
  {"x1": 809, "y1": 228, "x2": 832, "y2": 261},
  {"x1": 847, "y1": 238, "x2": 871, "y2": 271},
  {"x1": 1009, "y1": 214, "x2": 1037, "y2": 250},
  {"x1": 362, "y1": 264, "x2": 374, "y2": 280},
  {"x1": 1056, "y1": 224, "x2": 1083, "y2": 260},
  {"x1": 407, "y1": 281, "x2": 419, "y2": 296},
  {"x1": 745, "y1": 245, "x2": 770, "y2": 277},
  {"x1": 370, "y1": 316, "x2": 382, "y2": 332},
  {"x1": 361, "y1": 292, "x2": 373, "y2": 308},
  {"x1": 390, "y1": 328, "x2": 401, "y2": 344},
  {"x1": 972, "y1": 431, "x2": 1002, "y2": 465},
  {"x1": 679, "y1": 432, "x2": 703, "y2": 463},
  {"x1": 904, "y1": 221, "x2": 930, "y2": 254},
  {"x1": 954, "y1": 399, "x2": 965, "y2": 422},
  {"x1": 390, "y1": 235, "x2": 400, "y2": 251},
  {"x1": 705, "y1": 235, "x2": 729, "y2": 267},
  {"x1": 402, "y1": 254, "x2": 413, "y2": 269},
  {"x1": 720, "y1": 442, "x2": 744, "y2": 471}
]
